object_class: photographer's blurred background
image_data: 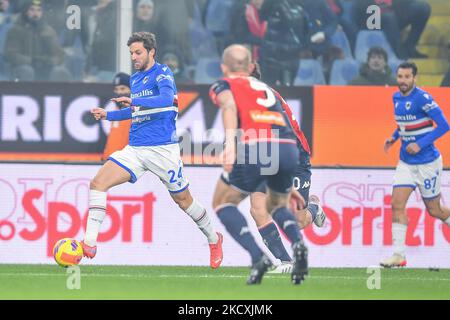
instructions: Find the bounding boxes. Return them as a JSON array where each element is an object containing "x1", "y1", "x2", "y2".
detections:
[{"x1": 0, "y1": 0, "x2": 449, "y2": 86}]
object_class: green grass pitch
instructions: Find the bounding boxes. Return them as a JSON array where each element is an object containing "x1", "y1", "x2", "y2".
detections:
[{"x1": 1, "y1": 264, "x2": 450, "y2": 300}]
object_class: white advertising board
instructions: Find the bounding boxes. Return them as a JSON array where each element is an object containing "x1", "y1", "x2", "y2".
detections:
[{"x1": 0, "y1": 164, "x2": 449, "y2": 268}]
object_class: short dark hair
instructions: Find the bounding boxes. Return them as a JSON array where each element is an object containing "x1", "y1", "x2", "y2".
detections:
[
  {"x1": 367, "y1": 46, "x2": 388, "y2": 62},
  {"x1": 127, "y1": 32, "x2": 157, "y2": 53},
  {"x1": 397, "y1": 61, "x2": 418, "y2": 76}
]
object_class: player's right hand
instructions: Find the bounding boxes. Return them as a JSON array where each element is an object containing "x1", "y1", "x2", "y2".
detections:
[
  {"x1": 383, "y1": 137, "x2": 396, "y2": 153},
  {"x1": 91, "y1": 108, "x2": 107, "y2": 120}
]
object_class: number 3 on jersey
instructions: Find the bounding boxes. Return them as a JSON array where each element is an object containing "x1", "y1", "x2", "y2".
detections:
[{"x1": 249, "y1": 78, "x2": 276, "y2": 108}]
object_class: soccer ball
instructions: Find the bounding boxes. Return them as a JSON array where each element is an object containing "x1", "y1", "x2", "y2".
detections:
[{"x1": 53, "y1": 238, "x2": 83, "y2": 267}]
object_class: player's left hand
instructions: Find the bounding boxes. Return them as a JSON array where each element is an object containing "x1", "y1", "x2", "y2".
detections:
[
  {"x1": 111, "y1": 96, "x2": 132, "y2": 107},
  {"x1": 289, "y1": 188, "x2": 306, "y2": 211},
  {"x1": 406, "y1": 142, "x2": 421, "y2": 155}
]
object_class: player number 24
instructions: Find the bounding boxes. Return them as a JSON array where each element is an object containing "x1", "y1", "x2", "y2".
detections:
[{"x1": 168, "y1": 167, "x2": 183, "y2": 183}]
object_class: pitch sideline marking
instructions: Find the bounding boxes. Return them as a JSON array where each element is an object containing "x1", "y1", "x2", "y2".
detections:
[{"x1": 0, "y1": 272, "x2": 450, "y2": 282}]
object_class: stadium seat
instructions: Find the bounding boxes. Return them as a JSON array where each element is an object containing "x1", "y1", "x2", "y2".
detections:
[
  {"x1": 204, "y1": 0, "x2": 234, "y2": 36},
  {"x1": 96, "y1": 70, "x2": 116, "y2": 83},
  {"x1": 339, "y1": 0, "x2": 356, "y2": 20},
  {"x1": 389, "y1": 59, "x2": 403, "y2": 75},
  {"x1": 355, "y1": 30, "x2": 398, "y2": 63},
  {"x1": 189, "y1": 23, "x2": 219, "y2": 65},
  {"x1": 330, "y1": 29, "x2": 353, "y2": 59},
  {"x1": 64, "y1": 36, "x2": 86, "y2": 82},
  {"x1": 293, "y1": 59, "x2": 326, "y2": 86},
  {"x1": 329, "y1": 59, "x2": 360, "y2": 85},
  {"x1": 194, "y1": 58, "x2": 222, "y2": 84}
]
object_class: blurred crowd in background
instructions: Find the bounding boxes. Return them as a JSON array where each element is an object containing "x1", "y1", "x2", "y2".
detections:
[{"x1": 0, "y1": 0, "x2": 449, "y2": 86}]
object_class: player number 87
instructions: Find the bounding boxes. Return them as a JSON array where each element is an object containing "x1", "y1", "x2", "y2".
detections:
[{"x1": 424, "y1": 176, "x2": 437, "y2": 190}]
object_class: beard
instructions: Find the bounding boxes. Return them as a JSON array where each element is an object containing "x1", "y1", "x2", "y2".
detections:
[
  {"x1": 136, "y1": 57, "x2": 150, "y2": 71},
  {"x1": 398, "y1": 83, "x2": 413, "y2": 94}
]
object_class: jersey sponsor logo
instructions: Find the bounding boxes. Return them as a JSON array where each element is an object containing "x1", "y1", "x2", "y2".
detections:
[
  {"x1": 395, "y1": 114, "x2": 417, "y2": 121},
  {"x1": 249, "y1": 110, "x2": 286, "y2": 126},
  {"x1": 131, "y1": 89, "x2": 154, "y2": 99},
  {"x1": 132, "y1": 115, "x2": 151, "y2": 123},
  {"x1": 143, "y1": 76, "x2": 149, "y2": 84},
  {"x1": 405, "y1": 102, "x2": 411, "y2": 110},
  {"x1": 162, "y1": 67, "x2": 168, "y2": 72}
]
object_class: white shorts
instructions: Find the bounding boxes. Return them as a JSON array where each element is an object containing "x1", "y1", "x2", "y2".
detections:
[
  {"x1": 108, "y1": 143, "x2": 189, "y2": 193},
  {"x1": 393, "y1": 156, "x2": 442, "y2": 199}
]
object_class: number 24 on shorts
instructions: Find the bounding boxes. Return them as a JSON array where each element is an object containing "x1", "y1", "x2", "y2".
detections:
[{"x1": 168, "y1": 167, "x2": 183, "y2": 183}]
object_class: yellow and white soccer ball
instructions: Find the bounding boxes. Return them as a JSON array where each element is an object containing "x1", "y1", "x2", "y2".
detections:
[{"x1": 53, "y1": 238, "x2": 83, "y2": 267}]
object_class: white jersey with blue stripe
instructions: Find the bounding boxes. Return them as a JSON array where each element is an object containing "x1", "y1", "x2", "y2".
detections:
[
  {"x1": 129, "y1": 62, "x2": 179, "y2": 146},
  {"x1": 393, "y1": 87, "x2": 440, "y2": 164}
]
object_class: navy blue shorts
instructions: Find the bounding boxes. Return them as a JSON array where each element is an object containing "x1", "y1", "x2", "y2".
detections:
[
  {"x1": 221, "y1": 142, "x2": 299, "y2": 194},
  {"x1": 222, "y1": 143, "x2": 311, "y2": 203}
]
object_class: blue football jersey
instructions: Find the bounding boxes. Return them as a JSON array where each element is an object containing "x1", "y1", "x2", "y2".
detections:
[
  {"x1": 128, "y1": 62, "x2": 179, "y2": 146},
  {"x1": 393, "y1": 87, "x2": 441, "y2": 164}
]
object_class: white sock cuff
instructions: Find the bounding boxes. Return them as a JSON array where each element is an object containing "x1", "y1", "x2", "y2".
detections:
[
  {"x1": 392, "y1": 223, "x2": 407, "y2": 232},
  {"x1": 185, "y1": 198, "x2": 205, "y2": 218},
  {"x1": 90, "y1": 190, "x2": 107, "y2": 206}
]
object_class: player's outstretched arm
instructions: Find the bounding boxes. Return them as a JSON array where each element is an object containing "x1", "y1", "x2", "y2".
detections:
[
  {"x1": 111, "y1": 96, "x2": 131, "y2": 108},
  {"x1": 91, "y1": 108, "x2": 107, "y2": 120},
  {"x1": 93, "y1": 107, "x2": 132, "y2": 122}
]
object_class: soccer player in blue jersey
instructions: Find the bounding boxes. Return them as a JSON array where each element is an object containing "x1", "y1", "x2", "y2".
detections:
[
  {"x1": 81, "y1": 32, "x2": 223, "y2": 268},
  {"x1": 381, "y1": 62, "x2": 450, "y2": 267}
]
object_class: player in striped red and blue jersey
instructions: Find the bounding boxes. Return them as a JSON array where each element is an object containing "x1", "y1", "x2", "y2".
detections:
[{"x1": 381, "y1": 62, "x2": 450, "y2": 267}]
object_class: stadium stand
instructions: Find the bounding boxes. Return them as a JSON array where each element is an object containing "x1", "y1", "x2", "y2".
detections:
[
  {"x1": 330, "y1": 28, "x2": 353, "y2": 59},
  {"x1": 329, "y1": 58, "x2": 360, "y2": 85},
  {"x1": 194, "y1": 57, "x2": 222, "y2": 85},
  {"x1": 293, "y1": 59, "x2": 326, "y2": 85},
  {"x1": 414, "y1": 0, "x2": 450, "y2": 86},
  {"x1": 355, "y1": 30, "x2": 398, "y2": 63}
]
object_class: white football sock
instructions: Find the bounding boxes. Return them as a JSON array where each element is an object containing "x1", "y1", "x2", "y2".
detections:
[
  {"x1": 445, "y1": 216, "x2": 450, "y2": 227},
  {"x1": 185, "y1": 198, "x2": 218, "y2": 244},
  {"x1": 84, "y1": 190, "x2": 107, "y2": 247},
  {"x1": 392, "y1": 222, "x2": 407, "y2": 258}
]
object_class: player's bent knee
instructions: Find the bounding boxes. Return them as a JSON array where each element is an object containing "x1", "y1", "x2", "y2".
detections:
[
  {"x1": 424, "y1": 201, "x2": 443, "y2": 219},
  {"x1": 391, "y1": 201, "x2": 407, "y2": 215},
  {"x1": 427, "y1": 209, "x2": 442, "y2": 219},
  {"x1": 212, "y1": 191, "x2": 225, "y2": 211},
  {"x1": 90, "y1": 178, "x2": 107, "y2": 192},
  {"x1": 250, "y1": 207, "x2": 269, "y2": 227}
]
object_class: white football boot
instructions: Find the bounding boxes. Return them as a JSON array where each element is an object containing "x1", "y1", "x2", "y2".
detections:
[
  {"x1": 380, "y1": 254, "x2": 407, "y2": 268},
  {"x1": 309, "y1": 195, "x2": 327, "y2": 228},
  {"x1": 267, "y1": 261, "x2": 294, "y2": 274}
]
